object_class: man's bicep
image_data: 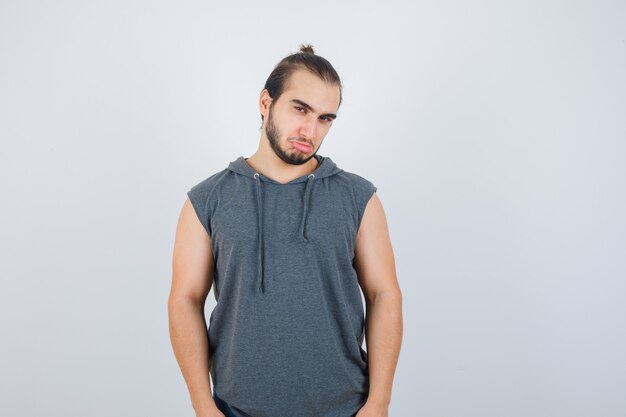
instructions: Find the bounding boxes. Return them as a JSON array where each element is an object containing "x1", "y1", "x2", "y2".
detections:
[
  {"x1": 354, "y1": 193, "x2": 400, "y2": 302},
  {"x1": 170, "y1": 197, "x2": 215, "y2": 304}
]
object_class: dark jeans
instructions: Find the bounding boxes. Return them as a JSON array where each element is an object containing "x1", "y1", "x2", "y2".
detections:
[{"x1": 213, "y1": 391, "x2": 238, "y2": 417}]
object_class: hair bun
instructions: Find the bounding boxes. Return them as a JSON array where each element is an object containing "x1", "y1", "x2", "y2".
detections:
[{"x1": 299, "y1": 43, "x2": 315, "y2": 54}]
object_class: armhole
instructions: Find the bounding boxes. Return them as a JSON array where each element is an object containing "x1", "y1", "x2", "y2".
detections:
[
  {"x1": 186, "y1": 189, "x2": 212, "y2": 236},
  {"x1": 355, "y1": 181, "x2": 377, "y2": 232}
]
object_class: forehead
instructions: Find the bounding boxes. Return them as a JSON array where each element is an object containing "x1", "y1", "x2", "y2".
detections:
[{"x1": 280, "y1": 68, "x2": 341, "y2": 112}]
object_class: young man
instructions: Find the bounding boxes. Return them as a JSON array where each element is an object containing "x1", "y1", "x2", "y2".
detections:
[{"x1": 169, "y1": 45, "x2": 402, "y2": 417}]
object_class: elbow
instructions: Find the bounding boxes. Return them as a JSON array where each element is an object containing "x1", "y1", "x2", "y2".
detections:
[
  {"x1": 168, "y1": 293, "x2": 205, "y2": 317},
  {"x1": 366, "y1": 287, "x2": 402, "y2": 305}
]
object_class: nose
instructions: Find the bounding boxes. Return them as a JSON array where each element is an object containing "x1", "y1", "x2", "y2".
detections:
[{"x1": 298, "y1": 116, "x2": 318, "y2": 140}]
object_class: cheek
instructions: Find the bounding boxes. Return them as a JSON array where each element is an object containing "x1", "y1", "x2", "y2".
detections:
[
  {"x1": 319, "y1": 124, "x2": 332, "y2": 136},
  {"x1": 281, "y1": 120, "x2": 300, "y2": 138}
]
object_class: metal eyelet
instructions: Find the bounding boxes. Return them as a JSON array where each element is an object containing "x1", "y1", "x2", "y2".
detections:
[
  {"x1": 253, "y1": 173, "x2": 260, "y2": 179},
  {"x1": 308, "y1": 173, "x2": 315, "y2": 179}
]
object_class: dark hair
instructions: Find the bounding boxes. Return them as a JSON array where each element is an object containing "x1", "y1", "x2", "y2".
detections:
[{"x1": 261, "y1": 44, "x2": 342, "y2": 121}]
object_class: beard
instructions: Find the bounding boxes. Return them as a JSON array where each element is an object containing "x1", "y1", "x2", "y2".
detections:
[{"x1": 265, "y1": 106, "x2": 317, "y2": 166}]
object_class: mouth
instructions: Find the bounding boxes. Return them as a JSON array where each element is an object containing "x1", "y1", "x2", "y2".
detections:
[{"x1": 290, "y1": 140, "x2": 313, "y2": 153}]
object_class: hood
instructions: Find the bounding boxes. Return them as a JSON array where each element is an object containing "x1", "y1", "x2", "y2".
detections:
[{"x1": 226, "y1": 154, "x2": 344, "y2": 294}]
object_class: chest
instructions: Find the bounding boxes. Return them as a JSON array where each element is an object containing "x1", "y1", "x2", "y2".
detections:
[{"x1": 209, "y1": 182, "x2": 359, "y2": 254}]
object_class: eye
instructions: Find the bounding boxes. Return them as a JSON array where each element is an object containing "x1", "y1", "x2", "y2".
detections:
[
  {"x1": 295, "y1": 106, "x2": 306, "y2": 113},
  {"x1": 321, "y1": 116, "x2": 333, "y2": 123}
]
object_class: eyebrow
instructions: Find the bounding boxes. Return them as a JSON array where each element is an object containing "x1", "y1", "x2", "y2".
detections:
[{"x1": 290, "y1": 99, "x2": 337, "y2": 120}]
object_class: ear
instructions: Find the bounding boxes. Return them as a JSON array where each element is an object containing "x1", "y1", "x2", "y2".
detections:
[{"x1": 259, "y1": 89, "x2": 273, "y2": 120}]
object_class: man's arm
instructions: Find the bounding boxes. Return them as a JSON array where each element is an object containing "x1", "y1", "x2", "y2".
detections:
[
  {"x1": 168, "y1": 198, "x2": 222, "y2": 417},
  {"x1": 354, "y1": 193, "x2": 403, "y2": 410}
]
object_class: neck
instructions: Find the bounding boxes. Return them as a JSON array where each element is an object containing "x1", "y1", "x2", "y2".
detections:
[{"x1": 245, "y1": 145, "x2": 319, "y2": 185}]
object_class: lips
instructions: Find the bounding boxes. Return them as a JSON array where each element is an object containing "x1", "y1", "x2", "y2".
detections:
[{"x1": 291, "y1": 140, "x2": 312, "y2": 153}]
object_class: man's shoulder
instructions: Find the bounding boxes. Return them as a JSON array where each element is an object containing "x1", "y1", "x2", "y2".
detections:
[
  {"x1": 337, "y1": 170, "x2": 374, "y2": 184},
  {"x1": 329, "y1": 169, "x2": 378, "y2": 233},
  {"x1": 333, "y1": 169, "x2": 377, "y2": 192},
  {"x1": 187, "y1": 167, "x2": 231, "y2": 201}
]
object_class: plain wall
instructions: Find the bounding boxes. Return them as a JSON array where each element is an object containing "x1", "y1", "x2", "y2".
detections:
[{"x1": 1, "y1": 0, "x2": 624, "y2": 416}]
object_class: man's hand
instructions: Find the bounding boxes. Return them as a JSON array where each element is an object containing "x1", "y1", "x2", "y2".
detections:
[{"x1": 355, "y1": 400, "x2": 389, "y2": 417}]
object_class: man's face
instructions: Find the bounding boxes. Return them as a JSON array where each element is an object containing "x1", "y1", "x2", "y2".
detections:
[{"x1": 262, "y1": 69, "x2": 341, "y2": 166}]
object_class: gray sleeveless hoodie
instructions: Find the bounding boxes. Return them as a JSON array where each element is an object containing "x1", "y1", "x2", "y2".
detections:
[{"x1": 186, "y1": 154, "x2": 377, "y2": 417}]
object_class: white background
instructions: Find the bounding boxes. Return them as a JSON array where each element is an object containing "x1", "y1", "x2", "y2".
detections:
[{"x1": 1, "y1": 1, "x2": 625, "y2": 416}]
